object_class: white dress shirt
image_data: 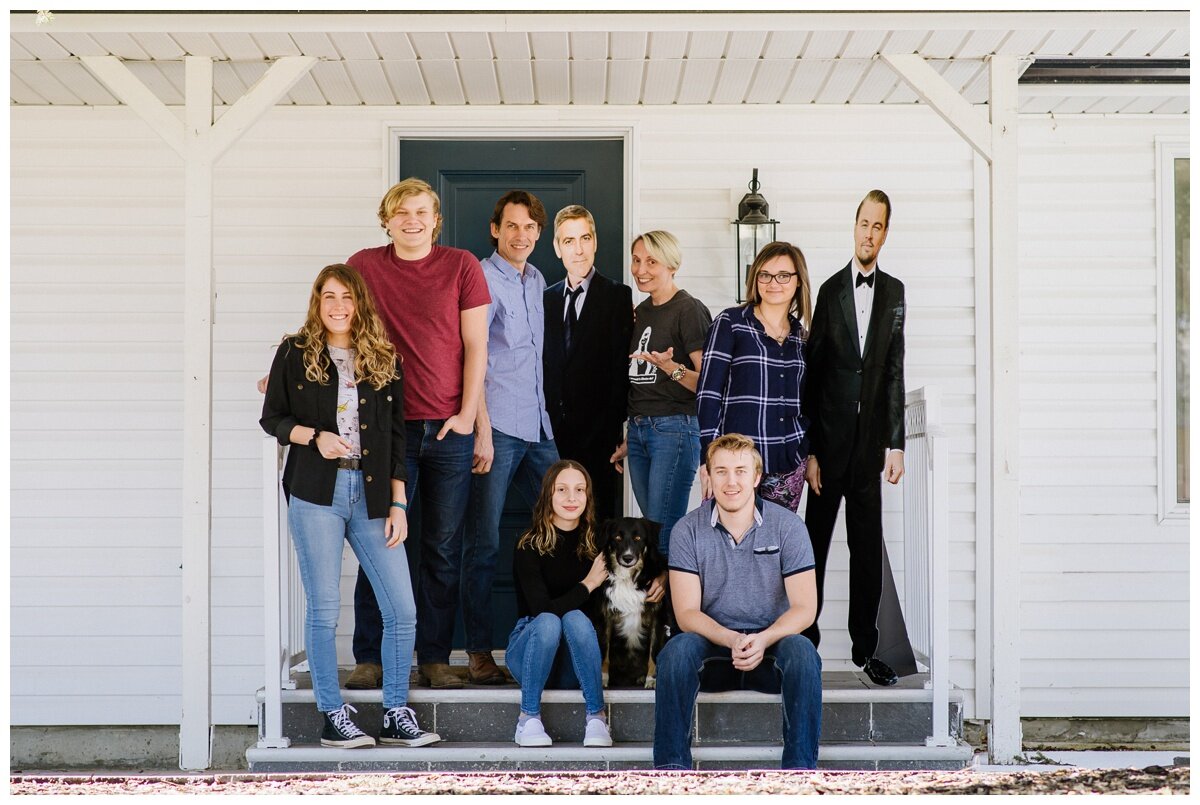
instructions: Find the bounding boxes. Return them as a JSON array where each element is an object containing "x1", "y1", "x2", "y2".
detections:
[
  {"x1": 853, "y1": 257, "x2": 875, "y2": 357},
  {"x1": 563, "y1": 266, "x2": 595, "y2": 320}
]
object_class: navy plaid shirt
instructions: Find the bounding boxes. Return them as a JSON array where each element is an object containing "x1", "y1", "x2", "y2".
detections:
[{"x1": 696, "y1": 305, "x2": 809, "y2": 475}]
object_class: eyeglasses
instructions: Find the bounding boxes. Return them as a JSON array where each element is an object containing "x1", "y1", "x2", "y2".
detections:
[{"x1": 756, "y1": 272, "x2": 797, "y2": 285}]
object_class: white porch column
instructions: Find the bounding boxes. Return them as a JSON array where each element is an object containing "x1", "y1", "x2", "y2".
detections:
[
  {"x1": 180, "y1": 55, "x2": 216, "y2": 771},
  {"x1": 881, "y1": 52, "x2": 1023, "y2": 762},
  {"x1": 985, "y1": 54, "x2": 1021, "y2": 763},
  {"x1": 80, "y1": 53, "x2": 317, "y2": 770}
]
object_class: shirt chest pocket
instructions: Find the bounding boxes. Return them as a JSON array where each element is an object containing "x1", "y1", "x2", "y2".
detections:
[{"x1": 753, "y1": 545, "x2": 781, "y2": 556}]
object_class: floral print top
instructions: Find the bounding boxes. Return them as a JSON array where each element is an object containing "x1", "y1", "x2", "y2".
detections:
[{"x1": 327, "y1": 345, "x2": 362, "y2": 458}]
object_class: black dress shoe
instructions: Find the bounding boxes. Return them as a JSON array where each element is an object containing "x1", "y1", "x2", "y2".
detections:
[{"x1": 861, "y1": 657, "x2": 899, "y2": 687}]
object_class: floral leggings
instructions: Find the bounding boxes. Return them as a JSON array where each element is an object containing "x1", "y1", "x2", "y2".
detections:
[{"x1": 756, "y1": 458, "x2": 809, "y2": 513}]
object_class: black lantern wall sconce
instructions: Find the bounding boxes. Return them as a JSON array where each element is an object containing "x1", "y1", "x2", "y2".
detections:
[{"x1": 732, "y1": 168, "x2": 779, "y2": 303}]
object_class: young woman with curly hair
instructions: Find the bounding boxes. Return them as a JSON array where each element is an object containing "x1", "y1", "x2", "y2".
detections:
[{"x1": 260, "y1": 263, "x2": 439, "y2": 750}]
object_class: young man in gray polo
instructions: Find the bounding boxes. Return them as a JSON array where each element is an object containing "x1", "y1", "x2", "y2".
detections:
[{"x1": 654, "y1": 433, "x2": 822, "y2": 770}]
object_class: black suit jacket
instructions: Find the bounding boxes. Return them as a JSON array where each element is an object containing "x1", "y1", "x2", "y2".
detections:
[
  {"x1": 804, "y1": 262, "x2": 905, "y2": 481},
  {"x1": 543, "y1": 272, "x2": 634, "y2": 457}
]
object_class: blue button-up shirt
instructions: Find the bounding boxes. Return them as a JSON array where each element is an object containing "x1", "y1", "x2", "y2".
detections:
[
  {"x1": 480, "y1": 251, "x2": 553, "y2": 442},
  {"x1": 696, "y1": 305, "x2": 808, "y2": 475}
]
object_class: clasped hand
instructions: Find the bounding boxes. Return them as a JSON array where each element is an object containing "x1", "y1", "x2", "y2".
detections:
[{"x1": 730, "y1": 631, "x2": 767, "y2": 672}]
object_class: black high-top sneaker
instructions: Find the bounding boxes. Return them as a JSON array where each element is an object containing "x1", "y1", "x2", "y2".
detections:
[
  {"x1": 379, "y1": 705, "x2": 441, "y2": 747},
  {"x1": 320, "y1": 703, "x2": 375, "y2": 748}
]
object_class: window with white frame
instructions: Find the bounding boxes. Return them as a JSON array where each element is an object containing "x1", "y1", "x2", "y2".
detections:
[{"x1": 1158, "y1": 138, "x2": 1189, "y2": 520}]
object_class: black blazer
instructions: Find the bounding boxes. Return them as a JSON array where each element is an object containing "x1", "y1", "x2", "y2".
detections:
[
  {"x1": 260, "y1": 337, "x2": 407, "y2": 520},
  {"x1": 803, "y1": 262, "x2": 905, "y2": 481},
  {"x1": 543, "y1": 272, "x2": 634, "y2": 456}
]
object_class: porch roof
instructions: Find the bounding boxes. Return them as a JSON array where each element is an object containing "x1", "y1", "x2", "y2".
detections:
[{"x1": 9, "y1": 10, "x2": 1189, "y2": 114}]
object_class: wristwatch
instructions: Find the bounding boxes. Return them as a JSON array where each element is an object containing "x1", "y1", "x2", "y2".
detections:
[{"x1": 669, "y1": 364, "x2": 686, "y2": 382}]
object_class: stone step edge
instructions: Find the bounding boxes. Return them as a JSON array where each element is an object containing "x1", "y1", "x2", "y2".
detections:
[
  {"x1": 257, "y1": 686, "x2": 962, "y2": 705},
  {"x1": 246, "y1": 740, "x2": 974, "y2": 764}
]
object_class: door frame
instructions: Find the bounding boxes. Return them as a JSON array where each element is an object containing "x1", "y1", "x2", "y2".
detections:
[
  {"x1": 382, "y1": 121, "x2": 639, "y2": 287},
  {"x1": 380, "y1": 119, "x2": 641, "y2": 518}
]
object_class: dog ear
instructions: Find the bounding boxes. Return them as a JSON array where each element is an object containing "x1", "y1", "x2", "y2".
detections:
[
  {"x1": 642, "y1": 518, "x2": 662, "y2": 548},
  {"x1": 595, "y1": 518, "x2": 614, "y2": 552}
]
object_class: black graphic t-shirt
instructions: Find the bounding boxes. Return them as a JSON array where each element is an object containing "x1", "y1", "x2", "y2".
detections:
[{"x1": 627, "y1": 288, "x2": 713, "y2": 417}]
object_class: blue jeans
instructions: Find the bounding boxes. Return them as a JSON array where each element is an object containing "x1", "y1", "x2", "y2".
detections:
[
  {"x1": 653, "y1": 632, "x2": 822, "y2": 770},
  {"x1": 463, "y1": 429, "x2": 559, "y2": 652},
  {"x1": 352, "y1": 420, "x2": 474, "y2": 665},
  {"x1": 625, "y1": 414, "x2": 700, "y2": 558},
  {"x1": 505, "y1": 611, "x2": 605, "y2": 717},
  {"x1": 288, "y1": 470, "x2": 417, "y2": 712}
]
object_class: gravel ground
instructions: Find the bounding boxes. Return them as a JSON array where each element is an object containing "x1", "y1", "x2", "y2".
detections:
[{"x1": 10, "y1": 767, "x2": 1189, "y2": 795}]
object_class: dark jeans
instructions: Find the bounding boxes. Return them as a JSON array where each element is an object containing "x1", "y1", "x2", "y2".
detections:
[
  {"x1": 462, "y1": 429, "x2": 559, "y2": 652},
  {"x1": 353, "y1": 419, "x2": 474, "y2": 666},
  {"x1": 653, "y1": 632, "x2": 822, "y2": 770}
]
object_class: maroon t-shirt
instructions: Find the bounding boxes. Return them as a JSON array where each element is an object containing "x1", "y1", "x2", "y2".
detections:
[{"x1": 348, "y1": 244, "x2": 491, "y2": 421}]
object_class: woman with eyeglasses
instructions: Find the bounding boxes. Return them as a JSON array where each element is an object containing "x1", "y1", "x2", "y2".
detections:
[{"x1": 696, "y1": 241, "x2": 814, "y2": 512}]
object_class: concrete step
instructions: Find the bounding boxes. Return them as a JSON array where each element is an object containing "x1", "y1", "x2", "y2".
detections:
[
  {"x1": 258, "y1": 670, "x2": 962, "y2": 747},
  {"x1": 245, "y1": 740, "x2": 975, "y2": 772}
]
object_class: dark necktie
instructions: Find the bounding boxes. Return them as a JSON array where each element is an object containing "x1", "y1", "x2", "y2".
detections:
[
  {"x1": 856, "y1": 271, "x2": 875, "y2": 288},
  {"x1": 564, "y1": 285, "x2": 583, "y2": 353}
]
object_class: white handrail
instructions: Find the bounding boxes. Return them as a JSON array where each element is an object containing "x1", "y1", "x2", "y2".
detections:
[
  {"x1": 903, "y1": 386, "x2": 953, "y2": 747},
  {"x1": 258, "y1": 437, "x2": 302, "y2": 749}
]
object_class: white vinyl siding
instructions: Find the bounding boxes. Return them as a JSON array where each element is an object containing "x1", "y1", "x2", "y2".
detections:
[
  {"x1": 1018, "y1": 115, "x2": 1189, "y2": 717},
  {"x1": 10, "y1": 103, "x2": 1185, "y2": 726}
]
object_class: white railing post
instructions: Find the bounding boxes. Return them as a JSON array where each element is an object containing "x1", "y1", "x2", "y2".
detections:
[
  {"x1": 258, "y1": 437, "x2": 290, "y2": 749},
  {"x1": 903, "y1": 386, "x2": 954, "y2": 747}
]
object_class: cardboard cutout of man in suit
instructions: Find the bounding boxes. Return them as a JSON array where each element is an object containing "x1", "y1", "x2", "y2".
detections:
[
  {"x1": 803, "y1": 189, "x2": 915, "y2": 687},
  {"x1": 543, "y1": 205, "x2": 634, "y2": 523}
]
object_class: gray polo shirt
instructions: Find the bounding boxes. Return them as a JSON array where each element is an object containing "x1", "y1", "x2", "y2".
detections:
[{"x1": 668, "y1": 498, "x2": 815, "y2": 633}]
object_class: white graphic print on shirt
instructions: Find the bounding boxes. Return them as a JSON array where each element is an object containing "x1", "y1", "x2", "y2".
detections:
[{"x1": 629, "y1": 326, "x2": 658, "y2": 385}]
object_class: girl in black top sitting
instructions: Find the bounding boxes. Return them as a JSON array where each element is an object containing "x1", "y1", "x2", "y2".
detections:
[{"x1": 506, "y1": 460, "x2": 611, "y2": 748}]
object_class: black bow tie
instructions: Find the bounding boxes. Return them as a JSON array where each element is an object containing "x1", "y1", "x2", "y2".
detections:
[{"x1": 855, "y1": 272, "x2": 875, "y2": 289}]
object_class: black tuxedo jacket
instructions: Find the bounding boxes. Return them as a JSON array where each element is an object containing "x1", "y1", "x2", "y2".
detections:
[
  {"x1": 543, "y1": 272, "x2": 634, "y2": 456},
  {"x1": 804, "y1": 262, "x2": 906, "y2": 481}
]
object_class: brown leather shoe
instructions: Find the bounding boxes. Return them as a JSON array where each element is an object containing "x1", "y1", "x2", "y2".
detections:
[
  {"x1": 345, "y1": 662, "x2": 382, "y2": 690},
  {"x1": 419, "y1": 662, "x2": 464, "y2": 689},
  {"x1": 467, "y1": 651, "x2": 507, "y2": 685}
]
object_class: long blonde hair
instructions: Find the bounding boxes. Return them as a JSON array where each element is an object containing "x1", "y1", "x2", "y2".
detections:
[
  {"x1": 291, "y1": 264, "x2": 397, "y2": 390},
  {"x1": 518, "y1": 460, "x2": 599, "y2": 560}
]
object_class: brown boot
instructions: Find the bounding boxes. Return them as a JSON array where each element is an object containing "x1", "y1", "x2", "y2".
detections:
[
  {"x1": 419, "y1": 662, "x2": 464, "y2": 689},
  {"x1": 467, "y1": 651, "x2": 507, "y2": 685},
  {"x1": 344, "y1": 662, "x2": 382, "y2": 690}
]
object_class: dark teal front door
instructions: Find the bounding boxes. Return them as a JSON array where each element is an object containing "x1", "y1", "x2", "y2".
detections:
[{"x1": 397, "y1": 138, "x2": 625, "y2": 652}]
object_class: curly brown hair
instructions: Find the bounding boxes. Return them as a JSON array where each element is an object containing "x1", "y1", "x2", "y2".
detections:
[{"x1": 290, "y1": 264, "x2": 397, "y2": 390}]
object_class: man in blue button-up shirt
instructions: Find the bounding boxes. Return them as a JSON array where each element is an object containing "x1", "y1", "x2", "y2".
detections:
[{"x1": 461, "y1": 190, "x2": 561, "y2": 685}]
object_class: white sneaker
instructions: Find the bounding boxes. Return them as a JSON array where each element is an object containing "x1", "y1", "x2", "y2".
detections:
[
  {"x1": 583, "y1": 717, "x2": 613, "y2": 747},
  {"x1": 514, "y1": 716, "x2": 553, "y2": 747}
]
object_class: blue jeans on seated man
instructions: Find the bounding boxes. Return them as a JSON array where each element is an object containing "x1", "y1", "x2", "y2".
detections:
[
  {"x1": 653, "y1": 631, "x2": 822, "y2": 770},
  {"x1": 289, "y1": 469, "x2": 417, "y2": 712},
  {"x1": 352, "y1": 419, "x2": 474, "y2": 666},
  {"x1": 505, "y1": 611, "x2": 605, "y2": 717},
  {"x1": 625, "y1": 414, "x2": 700, "y2": 559},
  {"x1": 462, "y1": 429, "x2": 559, "y2": 653}
]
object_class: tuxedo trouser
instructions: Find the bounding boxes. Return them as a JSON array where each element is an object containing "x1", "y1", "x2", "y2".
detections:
[{"x1": 801, "y1": 460, "x2": 883, "y2": 664}]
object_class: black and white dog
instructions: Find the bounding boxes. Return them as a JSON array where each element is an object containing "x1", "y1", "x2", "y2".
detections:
[{"x1": 594, "y1": 517, "x2": 674, "y2": 688}]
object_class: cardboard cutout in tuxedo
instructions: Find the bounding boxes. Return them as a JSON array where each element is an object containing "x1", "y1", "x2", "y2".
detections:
[
  {"x1": 544, "y1": 271, "x2": 634, "y2": 522},
  {"x1": 803, "y1": 212, "x2": 917, "y2": 678}
]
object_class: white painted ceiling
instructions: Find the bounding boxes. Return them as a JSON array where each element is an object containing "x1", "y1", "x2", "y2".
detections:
[{"x1": 9, "y1": 11, "x2": 1190, "y2": 114}]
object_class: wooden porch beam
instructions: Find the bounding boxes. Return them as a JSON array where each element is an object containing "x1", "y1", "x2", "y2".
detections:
[
  {"x1": 210, "y1": 56, "x2": 317, "y2": 161},
  {"x1": 880, "y1": 53, "x2": 992, "y2": 161},
  {"x1": 79, "y1": 55, "x2": 185, "y2": 157}
]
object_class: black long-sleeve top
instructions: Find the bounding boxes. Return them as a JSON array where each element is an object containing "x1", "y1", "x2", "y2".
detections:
[{"x1": 513, "y1": 526, "x2": 599, "y2": 618}]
